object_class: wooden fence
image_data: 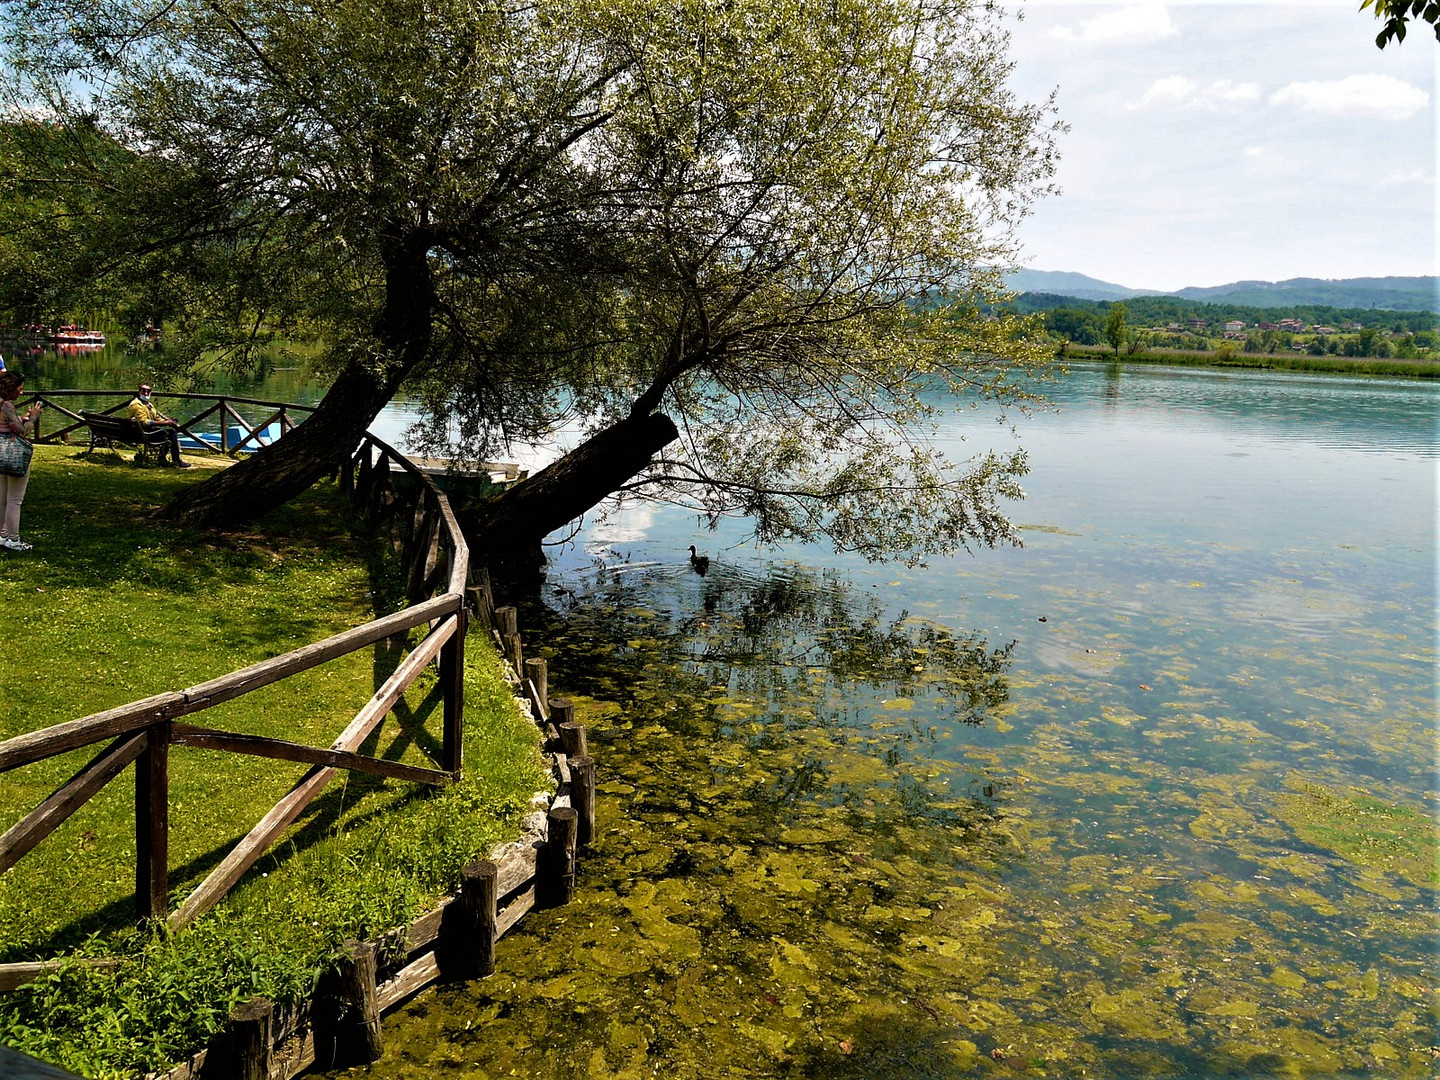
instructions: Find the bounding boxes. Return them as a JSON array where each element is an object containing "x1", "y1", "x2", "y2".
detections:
[
  {"x1": 0, "y1": 421, "x2": 600, "y2": 1077},
  {"x1": 20, "y1": 390, "x2": 314, "y2": 456},
  {"x1": 148, "y1": 599, "x2": 597, "y2": 1080},
  {"x1": 0, "y1": 430, "x2": 467, "y2": 938}
]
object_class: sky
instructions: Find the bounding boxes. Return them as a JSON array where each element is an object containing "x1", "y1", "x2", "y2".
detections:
[{"x1": 1001, "y1": 1, "x2": 1437, "y2": 291}]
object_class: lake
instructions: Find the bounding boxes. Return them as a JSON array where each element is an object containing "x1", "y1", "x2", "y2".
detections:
[
  {"x1": 359, "y1": 362, "x2": 1438, "y2": 1079},
  {"x1": 19, "y1": 343, "x2": 1439, "y2": 1076}
]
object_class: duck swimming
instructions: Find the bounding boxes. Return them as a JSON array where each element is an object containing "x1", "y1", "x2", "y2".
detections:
[{"x1": 688, "y1": 545, "x2": 710, "y2": 575}]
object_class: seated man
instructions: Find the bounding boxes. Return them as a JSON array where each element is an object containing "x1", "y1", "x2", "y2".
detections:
[{"x1": 126, "y1": 384, "x2": 191, "y2": 467}]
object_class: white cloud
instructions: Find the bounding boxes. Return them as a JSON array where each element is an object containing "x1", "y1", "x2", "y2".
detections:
[
  {"x1": 1048, "y1": 5, "x2": 1178, "y2": 44},
  {"x1": 1135, "y1": 74, "x2": 1195, "y2": 105},
  {"x1": 1134, "y1": 76, "x2": 1260, "y2": 110},
  {"x1": 1238, "y1": 144, "x2": 1296, "y2": 179},
  {"x1": 1269, "y1": 74, "x2": 1430, "y2": 120},
  {"x1": 1379, "y1": 168, "x2": 1433, "y2": 186}
]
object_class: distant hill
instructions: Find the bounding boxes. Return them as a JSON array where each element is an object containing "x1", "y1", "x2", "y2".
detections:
[
  {"x1": 1171, "y1": 277, "x2": 1436, "y2": 311},
  {"x1": 1004, "y1": 269, "x2": 1158, "y2": 301},
  {"x1": 1006, "y1": 270, "x2": 1437, "y2": 313}
]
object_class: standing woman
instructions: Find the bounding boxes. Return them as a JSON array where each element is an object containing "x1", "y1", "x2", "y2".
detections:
[{"x1": 0, "y1": 371, "x2": 41, "y2": 552}]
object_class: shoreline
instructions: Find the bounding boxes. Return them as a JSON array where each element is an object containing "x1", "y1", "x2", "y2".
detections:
[{"x1": 1058, "y1": 345, "x2": 1439, "y2": 379}]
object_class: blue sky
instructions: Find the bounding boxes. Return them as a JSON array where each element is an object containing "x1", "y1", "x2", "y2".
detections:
[{"x1": 1003, "y1": 1, "x2": 1436, "y2": 291}]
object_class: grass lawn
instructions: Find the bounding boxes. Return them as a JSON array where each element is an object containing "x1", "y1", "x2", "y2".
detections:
[{"x1": 0, "y1": 445, "x2": 548, "y2": 1078}]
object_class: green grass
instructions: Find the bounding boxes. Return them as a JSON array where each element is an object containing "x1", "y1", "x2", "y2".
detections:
[
  {"x1": 1061, "y1": 344, "x2": 1440, "y2": 378},
  {"x1": 0, "y1": 446, "x2": 548, "y2": 1078}
]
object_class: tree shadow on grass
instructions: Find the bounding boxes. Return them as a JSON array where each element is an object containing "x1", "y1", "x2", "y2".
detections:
[{"x1": 12, "y1": 470, "x2": 454, "y2": 958}]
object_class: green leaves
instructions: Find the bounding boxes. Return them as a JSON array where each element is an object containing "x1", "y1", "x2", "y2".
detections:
[
  {"x1": 1362, "y1": 0, "x2": 1440, "y2": 47},
  {"x1": 6, "y1": 0, "x2": 1058, "y2": 560}
]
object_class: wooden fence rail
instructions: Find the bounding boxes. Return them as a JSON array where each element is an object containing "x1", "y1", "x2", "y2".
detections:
[
  {"x1": 0, "y1": 428, "x2": 468, "y2": 937},
  {"x1": 144, "y1": 589, "x2": 598, "y2": 1080},
  {"x1": 17, "y1": 390, "x2": 316, "y2": 457},
  {"x1": 2, "y1": 410, "x2": 601, "y2": 1080}
]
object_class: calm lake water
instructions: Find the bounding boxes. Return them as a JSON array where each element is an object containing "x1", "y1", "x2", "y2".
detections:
[
  {"x1": 361, "y1": 363, "x2": 1437, "y2": 1079},
  {"x1": 18, "y1": 343, "x2": 1439, "y2": 1076}
]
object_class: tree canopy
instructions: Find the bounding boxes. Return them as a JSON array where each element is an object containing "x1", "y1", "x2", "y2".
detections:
[
  {"x1": 1102, "y1": 303, "x2": 1127, "y2": 357},
  {"x1": 3, "y1": 0, "x2": 1059, "y2": 565},
  {"x1": 1362, "y1": 0, "x2": 1440, "y2": 47}
]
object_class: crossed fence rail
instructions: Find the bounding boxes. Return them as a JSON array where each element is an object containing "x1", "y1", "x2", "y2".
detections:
[
  {"x1": 19, "y1": 389, "x2": 314, "y2": 455},
  {"x1": 0, "y1": 426, "x2": 469, "y2": 942}
]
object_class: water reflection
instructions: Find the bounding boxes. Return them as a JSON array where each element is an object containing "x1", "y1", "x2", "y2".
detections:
[
  {"x1": 21, "y1": 342, "x2": 1438, "y2": 1075},
  {"x1": 348, "y1": 364, "x2": 1437, "y2": 1079},
  {"x1": 1042, "y1": 363, "x2": 1440, "y2": 458},
  {"x1": 314, "y1": 565, "x2": 1024, "y2": 1079}
]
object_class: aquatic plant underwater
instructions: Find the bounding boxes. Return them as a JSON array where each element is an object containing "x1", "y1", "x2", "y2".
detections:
[
  {"x1": 343, "y1": 555, "x2": 1434, "y2": 1079},
  {"x1": 332, "y1": 366, "x2": 1437, "y2": 1078}
]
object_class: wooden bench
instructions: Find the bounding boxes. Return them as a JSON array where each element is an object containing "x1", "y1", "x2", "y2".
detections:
[{"x1": 79, "y1": 410, "x2": 176, "y2": 465}]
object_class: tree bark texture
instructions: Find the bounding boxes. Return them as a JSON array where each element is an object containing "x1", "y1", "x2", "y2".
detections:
[
  {"x1": 457, "y1": 411, "x2": 679, "y2": 563},
  {"x1": 160, "y1": 232, "x2": 434, "y2": 529}
]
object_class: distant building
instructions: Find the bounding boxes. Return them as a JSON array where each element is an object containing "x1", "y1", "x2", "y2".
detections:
[
  {"x1": 1223, "y1": 320, "x2": 1247, "y2": 334},
  {"x1": 1278, "y1": 318, "x2": 1306, "y2": 332}
]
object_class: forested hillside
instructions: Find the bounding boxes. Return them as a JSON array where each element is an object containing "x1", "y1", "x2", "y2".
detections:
[{"x1": 1009, "y1": 293, "x2": 1438, "y2": 335}]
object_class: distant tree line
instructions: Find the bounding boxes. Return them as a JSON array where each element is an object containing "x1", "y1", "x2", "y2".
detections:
[{"x1": 1006, "y1": 293, "x2": 1438, "y2": 340}]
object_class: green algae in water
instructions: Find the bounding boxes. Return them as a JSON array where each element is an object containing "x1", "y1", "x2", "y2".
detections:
[
  {"x1": 1273, "y1": 773, "x2": 1438, "y2": 888},
  {"x1": 322, "y1": 555, "x2": 1439, "y2": 1080}
]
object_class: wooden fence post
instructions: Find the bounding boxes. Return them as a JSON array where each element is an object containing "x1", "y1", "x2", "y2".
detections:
[
  {"x1": 541, "y1": 807, "x2": 579, "y2": 908},
  {"x1": 354, "y1": 443, "x2": 371, "y2": 499},
  {"x1": 550, "y1": 697, "x2": 575, "y2": 728},
  {"x1": 444, "y1": 860, "x2": 498, "y2": 979},
  {"x1": 494, "y1": 605, "x2": 518, "y2": 638},
  {"x1": 569, "y1": 754, "x2": 595, "y2": 849},
  {"x1": 338, "y1": 445, "x2": 355, "y2": 493},
  {"x1": 523, "y1": 658, "x2": 548, "y2": 717},
  {"x1": 504, "y1": 633, "x2": 524, "y2": 675},
  {"x1": 365, "y1": 449, "x2": 390, "y2": 519},
  {"x1": 406, "y1": 511, "x2": 439, "y2": 604},
  {"x1": 225, "y1": 996, "x2": 273, "y2": 1080},
  {"x1": 321, "y1": 940, "x2": 382, "y2": 1067},
  {"x1": 135, "y1": 720, "x2": 169, "y2": 922},
  {"x1": 556, "y1": 718, "x2": 586, "y2": 759},
  {"x1": 440, "y1": 608, "x2": 467, "y2": 777}
]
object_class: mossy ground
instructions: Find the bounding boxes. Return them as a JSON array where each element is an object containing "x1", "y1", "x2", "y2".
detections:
[{"x1": 0, "y1": 445, "x2": 547, "y2": 1078}]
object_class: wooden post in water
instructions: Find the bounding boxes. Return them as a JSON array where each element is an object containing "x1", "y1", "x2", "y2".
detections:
[
  {"x1": 446, "y1": 860, "x2": 499, "y2": 979},
  {"x1": 494, "y1": 605, "x2": 518, "y2": 638},
  {"x1": 524, "y1": 658, "x2": 548, "y2": 716},
  {"x1": 135, "y1": 721, "x2": 169, "y2": 922},
  {"x1": 542, "y1": 807, "x2": 579, "y2": 908},
  {"x1": 465, "y1": 583, "x2": 492, "y2": 628},
  {"x1": 474, "y1": 567, "x2": 495, "y2": 623},
  {"x1": 226, "y1": 997, "x2": 273, "y2": 1080},
  {"x1": 569, "y1": 754, "x2": 595, "y2": 849},
  {"x1": 556, "y1": 716, "x2": 586, "y2": 759},
  {"x1": 440, "y1": 609, "x2": 467, "y2": 777},
  {"x1": 325, "y1": 939, "x2": 382, "y2": 1066}
]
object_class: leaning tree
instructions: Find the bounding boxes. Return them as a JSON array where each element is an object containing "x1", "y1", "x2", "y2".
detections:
[{"x1": 3, "y1": 0, "x2": 1059, "y2": 564}]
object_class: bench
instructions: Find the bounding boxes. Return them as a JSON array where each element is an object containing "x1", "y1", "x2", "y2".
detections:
[{"x1": 79, "y1": 410, "x2": 176, "y2": 465}]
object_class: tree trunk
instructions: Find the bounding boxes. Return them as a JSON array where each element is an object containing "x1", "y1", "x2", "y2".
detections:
[
  {"x1": 156, "y1": 360, "x2": 399, "y2": 528},
  {"x1": 160, "y1": 230, "x2": 433, "y2": 529},
  {"x1": 458, "y1": 411, "x2": 679, "y2": 565}
]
